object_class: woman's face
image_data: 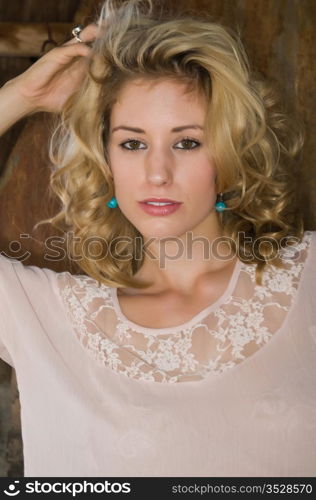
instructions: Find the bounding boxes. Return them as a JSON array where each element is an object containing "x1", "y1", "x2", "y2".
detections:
[{"x1": 107, "y1": 77, "x2": 218, "y2": 240}]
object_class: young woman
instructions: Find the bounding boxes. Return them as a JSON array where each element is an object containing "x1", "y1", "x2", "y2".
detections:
[{"x1": 0, "y1": 0, "x2": 315, "y2": 478}]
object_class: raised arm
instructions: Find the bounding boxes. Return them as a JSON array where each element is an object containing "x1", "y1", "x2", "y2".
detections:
[{"x1": 0, "y1": 24, "x2": 97, "y2": 137}]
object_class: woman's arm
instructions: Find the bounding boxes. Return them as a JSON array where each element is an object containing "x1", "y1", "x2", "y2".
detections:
[
  {"x1": 0, "y1": 24, "x2": 97, "y2": 137},
  {"x1": 0, "y1": 81, "x2": 35, "y2": 136}
]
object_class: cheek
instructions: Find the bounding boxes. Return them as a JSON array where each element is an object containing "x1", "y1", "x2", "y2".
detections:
[
  {"x1": 185, "y1": 160, "x2": 217, "y2": 197},
  {"x1": 107, "y1": 148, "x2": 134, "y2": 184},
  {"x1": 109, "y1": 161, "x2": 138, "y2": 204}
]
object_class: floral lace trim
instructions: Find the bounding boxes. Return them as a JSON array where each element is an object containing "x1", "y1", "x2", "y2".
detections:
[{"x1": 56, "y1": 232, "x2": 312, "y2": 384}]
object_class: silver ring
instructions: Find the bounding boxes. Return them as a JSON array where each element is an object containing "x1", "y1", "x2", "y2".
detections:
[{"x1": 72, "y1": 25, "x2": 84, "y2": 43}]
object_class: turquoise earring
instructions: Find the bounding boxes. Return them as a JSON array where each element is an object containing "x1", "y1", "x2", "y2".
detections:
[
  {"x1": 215, "y1": 192, "x2": 227, "y2": 212},
  {"x1": 107, "y1": 196, "x2": 118, "y2": 208}
]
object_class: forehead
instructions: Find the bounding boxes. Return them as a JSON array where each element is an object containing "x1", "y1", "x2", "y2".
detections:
[{"x1": 111, "y1": 77, "x2": 206, "y2": 120}]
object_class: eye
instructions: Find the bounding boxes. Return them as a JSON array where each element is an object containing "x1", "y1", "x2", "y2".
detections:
[
  {"x1": 118, "y1": 137, "x2": 201, "y2": 152},
  {"x1": 175, "y1": 138, "x2": 201, "y2": 150},
  {"x1": 119, "y1": 139, "x2": 146, "y2": 151}
]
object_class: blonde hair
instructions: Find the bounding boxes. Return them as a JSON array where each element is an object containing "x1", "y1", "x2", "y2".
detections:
[{"x1": 40, "y1": 0, "x2": 305, "y2": 288}]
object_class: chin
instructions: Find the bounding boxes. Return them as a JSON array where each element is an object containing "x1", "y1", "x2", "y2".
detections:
[
  {"x1": 124, "y1": 207, "x2": 210, "y2": 240},
  {"x1": 136, "y1": 221, "x2": 199, "y2": 241}
]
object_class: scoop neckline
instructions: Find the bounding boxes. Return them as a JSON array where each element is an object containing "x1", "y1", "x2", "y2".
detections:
[{"x1": 110, "y1": 257, "x2": 243, "y2": 334}]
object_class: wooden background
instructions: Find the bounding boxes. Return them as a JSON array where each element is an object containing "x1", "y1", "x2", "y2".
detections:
[{"x1": 0, "y1": 0, "x2": 315, "y2": 477}]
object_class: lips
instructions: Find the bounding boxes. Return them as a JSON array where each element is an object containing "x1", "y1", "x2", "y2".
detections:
[
  {"x1": 140, "y1": 198, "x2": 181, "y2": 204},
  {"x1": 138, "y1": 200, "x2": 182, "y2": 216}
]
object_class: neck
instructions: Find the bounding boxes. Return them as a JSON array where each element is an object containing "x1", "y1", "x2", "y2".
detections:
[{"x1": 134, "y1": 212, "x2": 236, "y2": 295}]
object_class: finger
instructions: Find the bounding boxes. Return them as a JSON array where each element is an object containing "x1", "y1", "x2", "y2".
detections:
[
  {"x1": 51, "y1": 41, "x2": 92, "y2": 63},
  {"x1": 64, "y1": 23, "x2": 99, "y2": 46}
]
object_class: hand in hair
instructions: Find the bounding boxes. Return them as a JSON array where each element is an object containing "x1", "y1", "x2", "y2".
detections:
[{"x1": 3, "y1": 24, "x2": 98, "y2": 115}]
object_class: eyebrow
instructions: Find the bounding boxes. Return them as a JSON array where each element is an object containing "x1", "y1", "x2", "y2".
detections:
[{"x1": 111, "y1": 125, "x2": 203, "y2": 133}]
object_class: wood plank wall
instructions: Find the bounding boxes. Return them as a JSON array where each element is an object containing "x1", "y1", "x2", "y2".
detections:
[{"x1": 0, "y1": 0, "x2": 315, "y2": 477}]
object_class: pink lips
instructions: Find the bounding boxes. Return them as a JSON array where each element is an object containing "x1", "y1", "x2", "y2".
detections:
[
  {"x1": 141, "y1": 198, "x2": 180, "y2": 203},
  {"x1": 138, "y1": 199, "x2": 182, "y2": 216}
]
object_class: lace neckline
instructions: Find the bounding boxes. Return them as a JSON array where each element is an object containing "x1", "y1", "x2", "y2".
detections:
[
  {"x1": 109, "y1": 257, "x2": 243, "y2": 334},
  {"x1": 56, "y1": 231, "x2": 313, "y2": 384}
]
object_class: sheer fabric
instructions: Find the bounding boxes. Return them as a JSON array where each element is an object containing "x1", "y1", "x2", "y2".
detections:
[
  {"x1": 0, "y1": 230, "x2": 315, "y2": 477},
  {"x1": 57, "y1": 232, "x2": 312, "y2": 383}
]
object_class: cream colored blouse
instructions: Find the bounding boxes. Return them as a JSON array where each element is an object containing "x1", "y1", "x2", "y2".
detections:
[{"x1": 0, "y1": 230, "x2": 315, "y2": 477}]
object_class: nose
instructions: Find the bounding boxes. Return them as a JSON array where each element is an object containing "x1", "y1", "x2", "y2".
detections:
[{"x1": 145, "y1": 149, "x2": 173, "y2": 186}]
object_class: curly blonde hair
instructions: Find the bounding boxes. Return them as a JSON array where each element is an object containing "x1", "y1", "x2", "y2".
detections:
[{"x1": 40, "y1": 0, "x2": 305, "y2": 288}]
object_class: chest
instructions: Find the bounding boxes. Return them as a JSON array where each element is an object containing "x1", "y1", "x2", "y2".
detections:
[{"x1": 117, "y1": 265, "x2": 237, "y2": 329}]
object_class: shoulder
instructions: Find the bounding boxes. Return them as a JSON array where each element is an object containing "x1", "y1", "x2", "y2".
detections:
[
  {"x1": 0, "y1": 253, "x2": 61, "y2": 281},
  {"x1": 308, "y1": 230, "x2": 316, "y2": 250},
  {"x1": 278, "y1": 230, "x2": 316, "y2": 294},
  {"x1": 0, "y1": 253, "x2": 112, "y2": 294},
  {"x1": 259, "y1": 230, "x2": 315, "y2": 295},
  {"x1": 302, "y1": 230, "x2": 316, "y2": 274},
  {"x1": 279, "y1": 230, "x2": 315, "y2": 263},
  {"x1": 305, "y1": 230, "x2": 316, "y2": 259},
  {"x1": 0, "y1": 253, "x2": 70, "y2": 306}
]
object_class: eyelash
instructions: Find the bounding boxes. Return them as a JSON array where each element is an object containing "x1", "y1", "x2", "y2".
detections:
[{"x1": 118, "y1": 137, "x2": 201, "y2": 152}]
